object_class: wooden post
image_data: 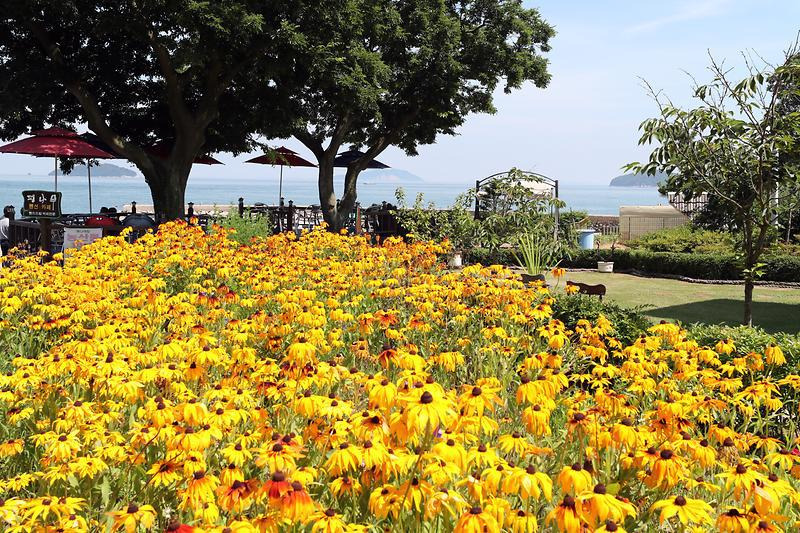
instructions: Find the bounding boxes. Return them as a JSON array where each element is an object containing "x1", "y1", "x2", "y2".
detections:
[
  {"x1": 131, "y1": 201, "x2": 137, "y2": 214},
  {"x1": 238, "y1": 197, "x2": 244, "y2": 217},
  {"x1": 40, "y1": 219, "x2": 52, "y2": 257}
]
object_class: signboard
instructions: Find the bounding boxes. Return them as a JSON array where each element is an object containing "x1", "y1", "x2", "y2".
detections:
[
  {"x1": 22, "y1": 190, "x2": 62, "y2": 218},
  {"x1": 63, "y1": 227, "x2": 103, "y2": 250}
]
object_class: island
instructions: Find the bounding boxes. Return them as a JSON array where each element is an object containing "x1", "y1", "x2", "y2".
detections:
[
  {"x1": 49, "y1": 163, "x2": 137, "y2": 177},
  {"x1": 609, "y1": 171, "x2": 667, "y2": 187}
]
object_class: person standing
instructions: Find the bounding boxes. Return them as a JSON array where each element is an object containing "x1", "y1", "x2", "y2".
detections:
[{"x1": 0, "y1": 205, "x2": 14, "y2": 256}]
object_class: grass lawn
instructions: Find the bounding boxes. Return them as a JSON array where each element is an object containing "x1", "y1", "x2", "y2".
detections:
[{"x1": 549, "y1": 271, "x2": 800, "y2": 333}]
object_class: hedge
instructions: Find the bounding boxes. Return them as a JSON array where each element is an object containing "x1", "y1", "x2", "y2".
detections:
[{"x1": 465, "y1": 247, "x2": 800, "y2": 282}]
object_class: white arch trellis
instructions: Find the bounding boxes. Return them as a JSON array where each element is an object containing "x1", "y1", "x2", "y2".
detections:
[{"x1": 474, "y1": 170, "x2": 560, "y2": 239}]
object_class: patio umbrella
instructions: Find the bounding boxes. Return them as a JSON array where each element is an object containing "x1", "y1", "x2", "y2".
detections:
[
  {"x1": 333, "y1": 149, "x2": 390, "y2": 169},
  {"x1": 0, "y1": 127, "x2": 117, "y2": 212},
  {"x1": 245, "y1": 146, "x2": 317, "y2": 204}
]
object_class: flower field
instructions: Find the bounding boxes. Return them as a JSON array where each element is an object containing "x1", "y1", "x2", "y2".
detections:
[{"x1": 0, "y1": 222, "x2": 799, "y2": 532}]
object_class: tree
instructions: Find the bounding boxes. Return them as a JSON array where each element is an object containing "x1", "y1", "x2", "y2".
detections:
[
  {"x1": 281, "y1": 0, "x2": 554, "y2": 230},
  {"x1": 0, "y1": 0, "x2": 301, "y2": 219},
  {"x1": 627, "y1": 49, "x2": 800, "y2": 325}
]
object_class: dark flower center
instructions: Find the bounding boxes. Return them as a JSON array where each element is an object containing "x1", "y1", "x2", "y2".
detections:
[{"x1": 420, "y1": 391, "x2": 433, "y2": 404}]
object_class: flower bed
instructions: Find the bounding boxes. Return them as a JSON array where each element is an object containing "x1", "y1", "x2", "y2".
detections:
[{"x1": 0, "y1": 222, "x2": 798, "y2": 531}]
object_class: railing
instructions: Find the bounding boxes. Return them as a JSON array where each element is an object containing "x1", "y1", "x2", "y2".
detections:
[{"x1": 668, "y1": 192, "x2": 709, "y2": 217}]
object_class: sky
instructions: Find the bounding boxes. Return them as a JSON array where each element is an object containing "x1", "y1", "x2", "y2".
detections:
[{"x1": 2, "y1": 0, "x2": 800, "y2": 188}]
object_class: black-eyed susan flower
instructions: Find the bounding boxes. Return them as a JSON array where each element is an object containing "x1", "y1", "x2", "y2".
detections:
[
  {"x1": 109, "y1": 503, "x2": 156, "y2": 532},
  {"x1": 453, "y1": 506, "x2": 499, "y2": 533},
  {"x1": 650, "y1": 495, "x2": 713, "y2": 527}
]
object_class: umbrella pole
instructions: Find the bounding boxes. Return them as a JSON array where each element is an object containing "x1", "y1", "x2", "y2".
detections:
[
  {"x1": 278, "y1": 165, "x2": 284, "y2": 233},
  {"x1": 279, "y1": 165, "x2": 284, "y2": 205},
  {"x1": 54, "y1": 157, "x2": 58, "y2": 192},
  {"x1": 87, "y1": 159, "x2": 93, "y2": 213}
]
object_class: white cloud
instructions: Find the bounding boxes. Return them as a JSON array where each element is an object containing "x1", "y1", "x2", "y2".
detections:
[{"x1": 625, "y1": 0, "x2": 732, "y2": 34}]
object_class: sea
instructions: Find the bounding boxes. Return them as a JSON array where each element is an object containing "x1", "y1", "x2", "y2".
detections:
[{"x1": 0, "y1": 174, "x2": 668, "y2": 216}]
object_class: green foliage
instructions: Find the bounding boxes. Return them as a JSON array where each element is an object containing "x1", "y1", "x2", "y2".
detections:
[
  {"x1": 513, "y1": 233, "x2": 560, "y2": 275},
  {"x1": 0, "y1": 0, "x2": 301, "y2": 218},
  {"x1": 214, "y1": 212, "x2": 272, "y2": 245},
  {"x1": 563, "y1": 248, "x2": 800, "y2": 282},
  {"x1": 551, "y1": 294, "x2": 651, "y2": 344},
  {"x1": 687, "y1": 324, "x2": 800, "y2": 366},
  {"x1": 396, "y1": 174, "x2": 575, "y2": 265},
  {"x1": 393, "y1": 188, "x2": 479, "y2": 251},
  {"x1": 625, "y1": 49, "x2": 800, "y2": 324},
  {"x1": 627, "y1": 225, "x2": 736, "y2": 254},
  {"x1": 283, "y1": 2, "x2": 556, "y2": 229},
  {"x1": 475, "y1": 170, "x2": 565, "y2": 251}
]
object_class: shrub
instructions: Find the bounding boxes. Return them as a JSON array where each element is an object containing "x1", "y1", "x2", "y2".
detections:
[
  {"x1": 686, "y1": 323, "x2": 800, "y2": 372},
  {"x1": 551, "y1": 293, "x2": 651, "y2": 344},
  {"x1": 215, "y1": 211, "x2": 273, "y2": 244},
  {"x1": 761, "y1": 254, "x2": 800, "y2": 282},
  {"x1": 561, "y1": 249, "x2": 800, "y2": 282},
  {"x1": 627, "y1": 225, "x2": 735, "y2": 254}
]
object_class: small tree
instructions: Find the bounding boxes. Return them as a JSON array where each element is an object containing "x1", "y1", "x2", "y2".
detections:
[{"x1": 626, "y1": 49, "x2": 800, "y2": 325}]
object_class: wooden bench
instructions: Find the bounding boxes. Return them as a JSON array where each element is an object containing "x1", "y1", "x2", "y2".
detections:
[{"x1": 566, "y1": 280, "x2": 607, "y2": 300}]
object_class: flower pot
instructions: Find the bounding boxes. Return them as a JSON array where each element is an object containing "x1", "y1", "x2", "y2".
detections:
[
  {"x1": 520, "y1": 273, "x2": 546, "y2": 285},
  {"x1": 597, "y1": 261, "x2": 614, "y2": 273},
  {"x1": 448, "y1": 251, "x2": 463, "y2": 268}
]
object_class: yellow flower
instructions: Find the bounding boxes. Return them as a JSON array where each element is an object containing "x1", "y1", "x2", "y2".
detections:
[
  {"x1": 310, "y1": 509, "x2": 347, "y2": 533},
  {"x1": 545, "y1": 495, "x2": 583, "y2": 533},
  {"x1": 557, "y1": 463, "x2": 592, "y2": 495},
  {"x1": 325, "y1": 443, "x2": 362, "y2": 476},
  {"x1": 454, "y1": 506, "x2": 500, "y2": 533},
  {"x1": 109, "y1": 503, "x2": 156, "y2": 532},
  {"x1": 404, "y1": 389, "x2": 456, "y2": 434},
  {"x1": 650, "y1": 495, "x2": 713, "y2": 527}
]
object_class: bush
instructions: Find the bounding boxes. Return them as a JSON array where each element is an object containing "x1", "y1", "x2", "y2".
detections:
[
  {"x1": 627, "y1": 225, "x2": 735, "y2": 254},
  {"x1": 551, "y1": 293, "x2": 651, "y2": 344},
  {"x1": 686, "y1": 323, "x2": 800, "y2": 370},
  {"x1": 560, "y1": 248, "x2": 800, "y2": 282},
  {"x1": 215, "y1": 211, "x2": 273, "y2": 244},
  {"x1": 761, "y1": 254, "x2": 800, "y2": 282}
]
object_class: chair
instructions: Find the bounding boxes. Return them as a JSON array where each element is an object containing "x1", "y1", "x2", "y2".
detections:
[{"x1": 566, "y1": 281, "x2": 607, "y2": 300}]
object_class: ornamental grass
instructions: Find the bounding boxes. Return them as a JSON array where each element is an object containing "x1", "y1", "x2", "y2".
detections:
[{"x1": 0, "y1": 222, "x2": 797, "y2": 532}]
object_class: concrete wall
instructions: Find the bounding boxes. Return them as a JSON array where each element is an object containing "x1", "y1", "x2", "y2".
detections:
[{"x1": 619, "y1": 205, "x2": 688, "y2": 241}]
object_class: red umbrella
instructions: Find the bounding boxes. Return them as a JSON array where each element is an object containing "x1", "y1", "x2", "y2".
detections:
[
  {"x1": 0, "y1": 127, "x2": 117, "y2": 212},
  {"x1": 245, "y1": 146, "x2": 316, "y2": 204}
]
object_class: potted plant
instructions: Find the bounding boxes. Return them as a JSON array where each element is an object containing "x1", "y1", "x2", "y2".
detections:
[
  {"x1": 595, "y1": 237, "x2": 616, "y2": 273},
  {"x1": 513, "y1": 233, "x2": 557, "y2": 284}
]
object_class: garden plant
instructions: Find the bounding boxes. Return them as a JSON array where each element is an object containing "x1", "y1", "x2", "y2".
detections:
[{"x1": 0, "y1": 223, "x2": 797, "y2": 531}]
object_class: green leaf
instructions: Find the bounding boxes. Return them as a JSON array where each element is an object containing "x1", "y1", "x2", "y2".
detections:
[{"x1": 100, "y1": 476, "x2": 112, "y2": 507}]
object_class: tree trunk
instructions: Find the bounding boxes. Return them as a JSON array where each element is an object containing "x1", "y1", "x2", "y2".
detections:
[
  {"x1": 743, "y1": 278, "x2": 754, "y2": 327},
  {"x1": 335, "y1": 166, "x2": 361, "y2": 230},
  {"x1": 143, "y1": 165, "x2": 191, "y2": 221},
  {"x1": 317, "y1": 156, "x2": 339, "y2": 230}
]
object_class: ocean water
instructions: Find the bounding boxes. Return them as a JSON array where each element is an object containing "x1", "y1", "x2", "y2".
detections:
[{"x1": 0, "y1": 173, "x2": 668, "y2": 215}]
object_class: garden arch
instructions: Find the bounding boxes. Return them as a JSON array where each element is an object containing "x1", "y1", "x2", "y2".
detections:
[{"x1": 474, "y1": 170, "x2": 560, "y2": 239}]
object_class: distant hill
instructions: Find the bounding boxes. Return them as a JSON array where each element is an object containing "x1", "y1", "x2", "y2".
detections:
[
  {"x1": 609, "y1": 171, "x2": 667, "y2": 187},
  {"x1": 50, "y1": 163, "x2": 137, "y2": 177},
  {"x1": 360, "y1": 168, "x2": 424, "y2": 183}
]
